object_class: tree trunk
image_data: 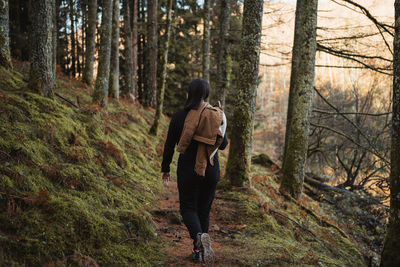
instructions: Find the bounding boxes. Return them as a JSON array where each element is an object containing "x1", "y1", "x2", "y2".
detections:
[
  {"x1": 81, "y1": 3, "x2": 86, "y2": 73},
  {"x1": 0, "y1": 0, "x2": 12, "y2": 68},
  {"x1": 132, "y1": 0, "x2": 138, "y2": 97},
  {"x1": 109, "y1": 0, "x2": 120, "y2": 100},
  {"x1": 202, "y1": 0, "x2": 211, "y2": 83},
  {"x1": 122, "y1": 0, "x2": 134, "y2": 96},
  {"x1": 225, "y1": 0, "x2": 263, "y2": 186},
  {"x1": 28, "y1": 0, "x2": 56, "y2": 97},
  {"x1": 150, "y1": 0, "x2": 173, "y2": 135},
  {"x1": 92, "y1": 0, "x2": 113, "y2": 107},
  {"x1": 137, "y1": 0, "x2": 145, "y2": 102},
  {"x1": 82, "y1": 0, "x2": 97, "y2": 85},
  {"x1": 280, "y1": 0, "x2": 318, "y2": 199},
  {"x1": 52, "y1": 0, "x2": 57, "y2": 78},
  {"x1": 75, "y1": 7, "x2": 81, "y2": 77},
  {"x1": 145, "y1": 0, "x2": 158, "y2": 107},
  {"x1": 56, "y1": 0, "x2": 63, "y2": 69},
  {"x1": 214, "y1": 0, "x2": 231, "y2": 106},
  {"x1": 380, "y1": 1, "x2": 400, "y2": 265},
  {"x1": 69, "y1": 0, "x2": 76, "y2": 77}
]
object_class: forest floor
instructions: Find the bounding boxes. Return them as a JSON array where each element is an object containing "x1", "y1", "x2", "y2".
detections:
[
  {"x1": 153, "y1": 179, "x2": 232, "y2": 266},
  {"x1": 153, "y1": 149, "x2": 387, "y2": 266},
  {"x1": 0, "y1": 61, "x2": 388, "y2": 266}
]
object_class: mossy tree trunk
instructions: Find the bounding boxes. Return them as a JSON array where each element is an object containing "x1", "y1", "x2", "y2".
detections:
[
  {"x1": 150, "y1": 0, "x2": 173, "y2": 135},
  {"x1": 92, "y1": 0, "x2": 113, "y2": 108},
  {"x1": 0, "y1": 0, "x2": 12, "y2": 68},
  {"x1": 122, "y1": 0, "x2": 134, "y2": 96},
  {"x1": 145, "y1": 0, "x2": 158, "y2": 107},
  {"x1": 279, "y1": 0, "x2": 318, "y2": 199},
  {"x1": 202, "y1": 0, "x2": 211, "y2": 83},
  {"x1": 380, "y1": 1, "x2": 400, "y2": 266},
  {"x1": 225, "y1": 0, "x2": 263, "y2": 187},
  {"x1": 109, "y1": 0, "x2": 120, "y2": 100},
  {"x1": 214, "y1": 0, "x2": 231, "y2": 106},
  {"x1": 28, "y1": 0, "x2": 56, "y2": 97},
  {"x1": 82, "y1": 0, "x2": 97, "y2": 85}
]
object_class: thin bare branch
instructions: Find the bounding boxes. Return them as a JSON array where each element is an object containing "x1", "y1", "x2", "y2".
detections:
[
  {"x1": 313, "y1": 108, "x2": 392, "y2": 117},
  {"x1": 313, "y1": 87, "x2": 389, "y2": 164},
  {"x1": 335, "y1": 0, "x2": 394, "y2": 36},
  {"x1": 310, "y1": 122, "x2": 388, "y2": 164}
]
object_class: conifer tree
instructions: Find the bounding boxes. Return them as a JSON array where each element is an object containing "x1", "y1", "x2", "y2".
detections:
[
  {"x1": 280, "y1": 0, "x2": 318, "y2": 199},
  {"x1": 122, "y1": 0, "x2": 134, "y2": 96},
  {"x1": 380, "y1": 1, "x2": 400, "y2": 265},
  {"x1": 29, "y1": 0, "x2": 56, "y2": 97},
  {"x1": 82, "y1": 0, "x2": 97, "y2": 85},
  {"x1": 109, "y1": 0, "x2": 120, "y2": 100},
  {"x1": 202, "y1": 0, "x2": 211, "y2": 83},
  {"x1": 145, "y1": 0, "x2": 158, "y2": 107},
  {"x1": 150, "y1": 0, "x2": 173, "y2": 135},
  {"x1": 92, "y1": 0, "x2": 113, "y2": 107},
  {"x1": 214, "y1": 0, "x2": 231, "y2": 106},
  {"x1": 225, "y1": 0, "x2": 263, "y2": 186},
  {"x1": 0, "y1": 0, "x2": 12, "y2": 68}
]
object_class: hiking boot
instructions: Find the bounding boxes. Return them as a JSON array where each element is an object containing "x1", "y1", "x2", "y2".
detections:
[
  {"x1": 192, "y1": 233, "x2": 203, "y2": 262},
  {"x1": 192, "y1": 249, "x2": 203, "y2": 262},
  {"x1": 200, "y1": 233, "x2": 215, "y2": 265},
  {"x1": 194, "y1": 232, "x2": 202, "y2": 250}
]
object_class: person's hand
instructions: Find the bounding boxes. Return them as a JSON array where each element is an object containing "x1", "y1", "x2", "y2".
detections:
[{"x1": 162, "y1": 172, "x2": 170, "y2": 187}]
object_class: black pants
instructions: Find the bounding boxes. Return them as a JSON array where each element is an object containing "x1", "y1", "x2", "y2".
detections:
[{"x1": 177, "y1": 157, "x2": 220, "y2": 246}]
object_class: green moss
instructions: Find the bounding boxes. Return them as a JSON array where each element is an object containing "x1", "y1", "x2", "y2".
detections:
[
  {"x1": 215, "y1": 163, "x2": 367, "y2": 266},
  {"x1": 0, "y1": 67, "x2": 169, "y2": 265}
]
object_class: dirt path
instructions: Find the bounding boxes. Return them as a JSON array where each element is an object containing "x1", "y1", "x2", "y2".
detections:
[{"x1": 153, "y1": 180, "x2": 238, "y2": 266}]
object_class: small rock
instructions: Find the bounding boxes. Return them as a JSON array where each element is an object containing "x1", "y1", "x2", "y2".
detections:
[{"x1": 212, "y1": 224, "x2": 220, "y2": 231}]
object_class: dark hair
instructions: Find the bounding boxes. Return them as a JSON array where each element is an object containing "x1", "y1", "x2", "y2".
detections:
[{"x1": 184, "y1": 79, "x2": 210, "y2": 110}]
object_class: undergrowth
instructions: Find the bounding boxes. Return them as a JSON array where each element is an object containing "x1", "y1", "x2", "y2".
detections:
[
  {"x1": 0, "y1": 63, "x2": 374, "y2": 266},
  {"x1": 0, "y1": 65, "x2": 169, "y2": 266},
  {"x1": 215, "y1": 155, "x2": 368, "y2": 266}
]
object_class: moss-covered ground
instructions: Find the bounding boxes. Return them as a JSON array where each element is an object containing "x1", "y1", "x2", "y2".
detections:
[
  {"x1": 214, "y1": 161, "x2": 368, "y2": 266},
  {"x1": 0, "y1": 63, "x2": 169, "y2": 266},
  {"x1": 0, "y1": 63, "x2": 379, "y2": 266},
  {"x1": 154, "y1": 149, "x2": 374, "y2": 266}
]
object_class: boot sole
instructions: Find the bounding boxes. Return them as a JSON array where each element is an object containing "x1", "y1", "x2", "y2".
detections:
[{"x1": 201, "y1": 233, "x2": 215, "y2": 265}]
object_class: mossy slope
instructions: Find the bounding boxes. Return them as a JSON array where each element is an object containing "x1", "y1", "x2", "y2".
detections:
[
  {"x1": 215, "y1": 155, "x2": 370, "y2": 266},
  {"x1": 0, "y1": 65, "x2": 168, "y2": 266}
]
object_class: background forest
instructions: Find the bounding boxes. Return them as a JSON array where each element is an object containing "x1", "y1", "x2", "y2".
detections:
[{"x1": 1, "y1": 0, "x2": 399, "y2": 266}]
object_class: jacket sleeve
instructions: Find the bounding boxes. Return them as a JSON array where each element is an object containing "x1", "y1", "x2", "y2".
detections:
[
  {"x1": 161, "y1": 115, "x2": 179, "y2": 173},
  {"x1": 218, "y1": 134, "x2": 228, "y2": 150}
]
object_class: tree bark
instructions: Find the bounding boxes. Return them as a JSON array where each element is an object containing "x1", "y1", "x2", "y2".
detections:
[
  {"x1": 92, "y1": 0, "x2": 113, "y2": 107},
  {"x1": 202, "y1": 0, "x2": 211, "y2": 83},
  {"x1": 225, "y1": 0, "x2": 263, "y2": 186},
  {"x1": 137, "y1": 0, "x2": 145, "y2": 101},
  {"x1": 0, "y1": 0, "x2": 12, "y2": 68},
  {"x1": 132, "y1": 0, "x2": 138, "y2": 97},
  {"x1": 380, "y1": 1, "x2": 400, "y2": 266},
  {"x1": 280, "y1": 0, "x2": 318, "y2": 199},
  {"x1": 145, "y1": 0, "x2": 158, "y2": 107},
  {"x1": 81, "y1": 2, "x2": 86, "y2": 73},
  {"x1": 69, "y1": 0, "x2": 76, "y2": 77},
  {"x1": 122, "y1": 0, "x2": 134, "y2": 96},
  {"x1": 150, "y1": 0, "x2": 173, "y2": 135},
  {"x1": 214, "y1": 0, "x2": 231, "y2": 106},
  {"x1": 29, "y1": 0, "x2": 56, "y2": 97},
  {"x1": 52, "y1": 0, "x2": 57, "y2": 78},
  {"x1": 75, "y1": 7, "x2": 81, "y2": 77},
  {"x1": 82, "y1": 0, "x2": 97, "y2": 85},
  {"x1": 109, "y1": 0, "x2": 120, "y2": 100}
]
